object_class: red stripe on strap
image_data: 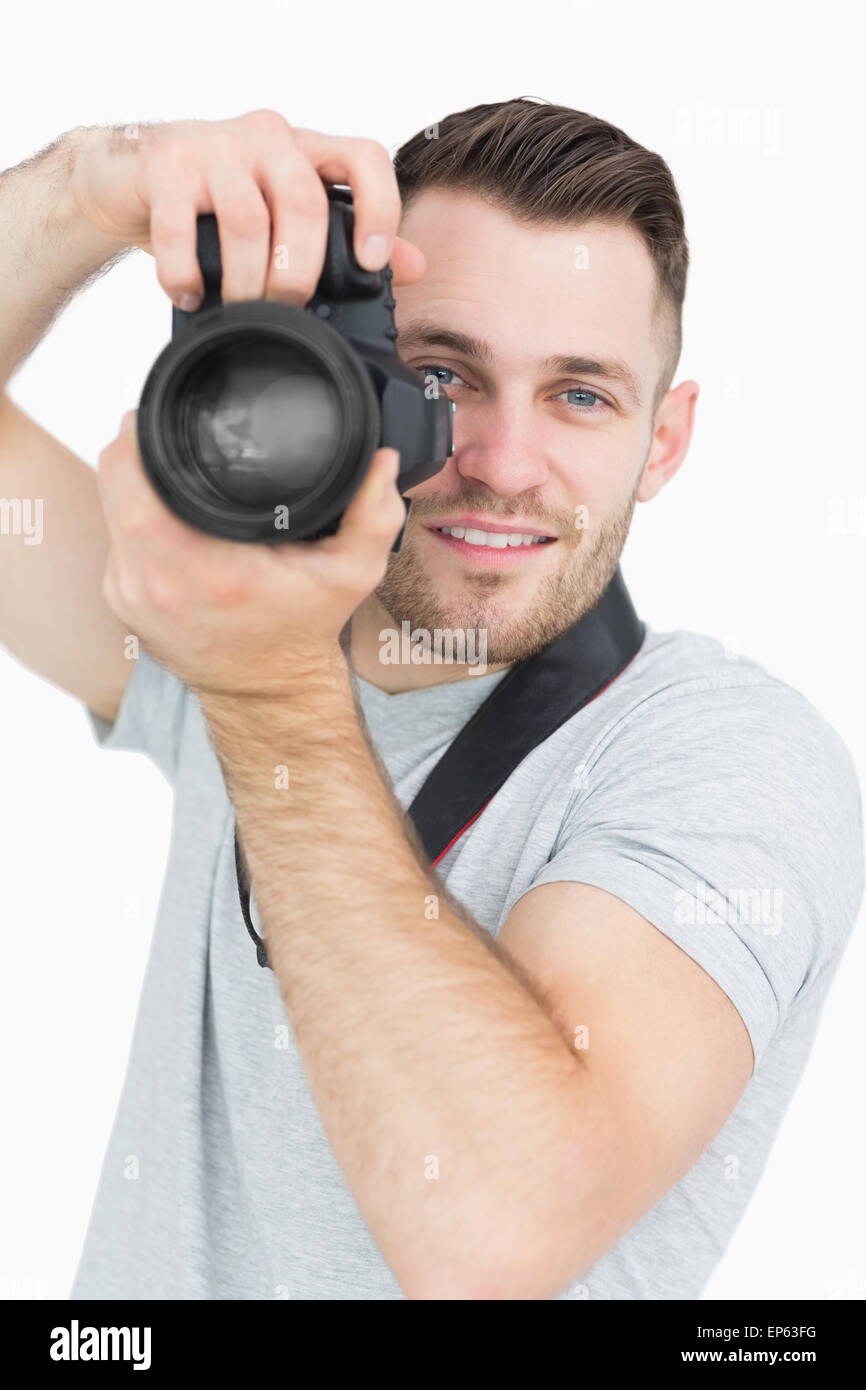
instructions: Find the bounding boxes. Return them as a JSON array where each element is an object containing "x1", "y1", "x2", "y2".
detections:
[{"x1": 429, "y1": 801, "x2": 491, "y2": 870}]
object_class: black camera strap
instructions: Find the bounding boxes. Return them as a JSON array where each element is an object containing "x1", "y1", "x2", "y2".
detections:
[{"x1": 234, "y1": 566, "x2": 645, "y2": 969}]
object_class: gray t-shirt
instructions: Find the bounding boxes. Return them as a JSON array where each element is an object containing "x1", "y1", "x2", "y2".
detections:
[{"x1": 72, "y1": 622, "x2": 863, "y2": 1300}]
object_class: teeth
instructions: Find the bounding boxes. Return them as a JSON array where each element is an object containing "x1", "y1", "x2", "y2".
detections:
[
  {"x1": 438, "y1": 526, "x2": 549, "y2": 548},
  {"x1": 467, "y1": 527, "x2": 507, "y2": 547}
]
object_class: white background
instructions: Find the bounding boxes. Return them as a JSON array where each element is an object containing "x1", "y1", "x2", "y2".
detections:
[{"x1": 1, "y1": 0, "x2": 863, "y2": 1301}]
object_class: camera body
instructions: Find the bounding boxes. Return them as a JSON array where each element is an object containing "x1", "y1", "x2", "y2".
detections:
[{"x1": 136, "y1": 186, "x2": 453, "y2": 545}]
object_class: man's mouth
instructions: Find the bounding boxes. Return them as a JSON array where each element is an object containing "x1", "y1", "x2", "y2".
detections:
[
  {"x1": 434, "y1": 525, "x2": 554, "y2": 549},
  {"x1": 422, "y1": 516, "x2": 558, "y2": 567}
]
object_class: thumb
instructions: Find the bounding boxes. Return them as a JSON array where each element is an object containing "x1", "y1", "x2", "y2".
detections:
[{"x1": 321, "y1": 448, "x2": 405, "y2": 566}]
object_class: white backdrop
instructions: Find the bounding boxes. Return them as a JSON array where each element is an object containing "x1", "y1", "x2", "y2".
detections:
[{"x1": 1, "y1": 0, "x2": 863, "y2": 1301}]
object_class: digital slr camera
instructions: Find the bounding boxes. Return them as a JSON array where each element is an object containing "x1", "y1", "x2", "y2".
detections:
[{"x1": 136, "y1": 186, "x2": 453, "y2": 546}]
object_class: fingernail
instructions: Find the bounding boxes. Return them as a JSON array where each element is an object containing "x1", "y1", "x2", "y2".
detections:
[
  {"x1": 177, "y1": 293, "x2": 201, "y2": 312},
  {"x1": 359, "y1": 234, "x2": 388, "y2": 270}
]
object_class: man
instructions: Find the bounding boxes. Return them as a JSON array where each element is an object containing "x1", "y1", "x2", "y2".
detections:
[{"x1": 0, "y1": 99, "x2": 861, "y2": 1300}]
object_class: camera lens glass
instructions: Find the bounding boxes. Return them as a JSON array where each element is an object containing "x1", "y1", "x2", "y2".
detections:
[{"x1": 175, "y1": 337, "x2": 345, "y2": 507}]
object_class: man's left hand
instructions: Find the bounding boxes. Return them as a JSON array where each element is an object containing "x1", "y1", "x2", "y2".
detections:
[{"x1": 96, "y1": 410, "x2": 405, "y2": 696}]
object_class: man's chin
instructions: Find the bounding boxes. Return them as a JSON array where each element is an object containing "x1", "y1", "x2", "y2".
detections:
[{"x1": 374, "y1": 564, "x2": 594, "y2": 666}]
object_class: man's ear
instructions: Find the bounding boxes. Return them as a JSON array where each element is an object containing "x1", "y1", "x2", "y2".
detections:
[{"x1": 637, "y1": 379, "x2": 699, "y2": 502}]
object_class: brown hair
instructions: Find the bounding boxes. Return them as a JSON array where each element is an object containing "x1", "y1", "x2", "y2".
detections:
[{"x1": 392, "y1": 96, "x2": 689, "y2": 409}]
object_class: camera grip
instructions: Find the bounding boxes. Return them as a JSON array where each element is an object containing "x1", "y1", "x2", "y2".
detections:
[
  {"x1": 193, "y1": 213, "x2": 224, "y2": 298},
  {"x1": 192, "y1": 189, "x2": 365, "y2": 299},
  {"x1": 172, "y1": 190, "x2": 383, "y2": 344}
]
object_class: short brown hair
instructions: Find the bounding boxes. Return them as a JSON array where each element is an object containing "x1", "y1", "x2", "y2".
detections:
[{"x1": 393, "y1": 96, "x2": 689, "y2": 409}]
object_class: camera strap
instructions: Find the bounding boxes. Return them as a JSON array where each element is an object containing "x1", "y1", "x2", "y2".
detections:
[{"x1": 234, "y1": 565, "x2": 645, "y2": 969}]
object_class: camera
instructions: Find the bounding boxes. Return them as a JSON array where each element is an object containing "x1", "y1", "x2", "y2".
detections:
[{"x1": 136, "y1": 186, "x2": 453, "y2": 545}]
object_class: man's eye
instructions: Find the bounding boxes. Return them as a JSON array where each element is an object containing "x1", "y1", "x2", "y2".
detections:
[
  {"x1": 555, "y1": 386, "x2": 608, "y2": 413},
  {"x1": 418, "y1": 365, "x2": 466, "y2": 389}
]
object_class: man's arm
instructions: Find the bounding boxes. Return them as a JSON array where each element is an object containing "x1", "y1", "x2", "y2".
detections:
[
  {"x1": 0, "y1": 393, "x2": 133, "y2": 720},
  {"x1": 0, "y1": 129, "x2": 135, "y2": 720},
  {"x1": 200, "y1": 659, "x2": 753, "y2": 1301}
]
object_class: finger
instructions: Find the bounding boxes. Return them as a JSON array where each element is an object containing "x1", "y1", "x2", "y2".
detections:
[
  {"x1": 206, "y1": 169, "x2": 272, "y2": 302},
  {"x1": 291, "y1": 129, "x2": 403, "y2": 271},
  {"x1": 96, "y1": 429, "x2": 149, "y2": 608},
  {"x1": 147, "y1": 167, "x2": 209, "y2": 310},
  {"x1": 98, "y1": 416, "x2": 164, "y2": 527},
  {"x1": 257, "y1": 151, "x2": 332, "y2": 305},
  {"x1": 317, "y1": 448, "x2": 405, "y2": 576},
  {"x1": 390, "y1": 236, "x2": 426, "y2": 286}
]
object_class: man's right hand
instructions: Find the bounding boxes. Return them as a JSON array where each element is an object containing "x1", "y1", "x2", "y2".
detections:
[{"x1": 68, "y1": 110, "x2": 425, "y2": 310}]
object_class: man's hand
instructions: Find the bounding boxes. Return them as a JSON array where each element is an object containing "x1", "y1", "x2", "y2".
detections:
[
  {"x1": 68, "y1": 109, "x2": 426, "y2": 306},
  {"x1": 96, "y1": 410, "x2": 406, "y2": 697}
]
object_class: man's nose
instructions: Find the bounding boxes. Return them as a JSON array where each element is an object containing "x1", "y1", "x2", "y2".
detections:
[{"x1": 453, "y1": 399, "x2": 551, "y2": 499}]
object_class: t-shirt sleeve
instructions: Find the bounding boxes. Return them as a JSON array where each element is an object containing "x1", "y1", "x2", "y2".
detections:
[
  {"x1": 520, "y1": 678, "x2": 864, "y2": 1072},
  {"x1": 85, "y1": 647, "x2": 190, "y2": 784}
]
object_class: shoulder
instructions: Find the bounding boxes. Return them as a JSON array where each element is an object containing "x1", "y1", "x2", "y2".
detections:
[
  {"x1": 564, "y1": 624, "x2": 864, "y2": 954},
  {"x1": 605, "y1": 624, "x2": 859, "y2": 792}
]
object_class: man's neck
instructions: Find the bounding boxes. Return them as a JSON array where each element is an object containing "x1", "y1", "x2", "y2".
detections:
[{"x1": 349, "y1": 596, "x2": 510, "y2": 694}]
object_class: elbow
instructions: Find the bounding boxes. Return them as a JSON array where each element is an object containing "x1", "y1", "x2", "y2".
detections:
[
  {"x1": 402, "y1": 1262, "x2": 579, "y2": 1302},
  {"x1": 397, "y1": 1113, "x2": 592, "y2": 1300},
  {"x1": 398, "y1": 1229, "x2": 586, "y2": 1302}
]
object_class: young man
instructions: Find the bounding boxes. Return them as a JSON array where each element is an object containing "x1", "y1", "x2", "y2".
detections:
[{"x1": 0, "y1": 99, "x2": 861, "y2": 1300}]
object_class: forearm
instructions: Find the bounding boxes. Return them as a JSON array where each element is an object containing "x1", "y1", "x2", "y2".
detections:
[
  {"x1": 0, "y1": 126, "x2": 130, "y2": 390},
  {"x1": 199, "y1": 652, "x2": 588, "y2": 1299}
]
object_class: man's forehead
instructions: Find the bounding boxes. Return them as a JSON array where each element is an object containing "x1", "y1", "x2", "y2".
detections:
[
  {"x1": 398, "y1": 188, "x2": 655, "y2": 294},
  {"x1": 395, "y1": 189, "x2": 660, "y2": 396}
]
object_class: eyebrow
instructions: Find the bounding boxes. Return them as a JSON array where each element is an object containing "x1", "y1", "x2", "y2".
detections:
[{"x1": 395, "y1": 320, "x2": 643, "y2": 408}]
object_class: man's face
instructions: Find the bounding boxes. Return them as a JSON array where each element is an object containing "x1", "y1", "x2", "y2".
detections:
[{"x1": 372, "y1": 189, "x2": 681, "y2": 664}]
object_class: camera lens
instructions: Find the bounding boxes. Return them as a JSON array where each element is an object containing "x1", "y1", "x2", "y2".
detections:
[
  {"x1": 178, "y1": 338, "x2": 344, "y2": 507},
  {"x1": 138, "y1": 302, "x2": 382, "y2": 543}
]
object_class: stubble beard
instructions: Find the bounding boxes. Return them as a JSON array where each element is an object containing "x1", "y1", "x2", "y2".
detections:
[{"x1": 374, "y1": 480, "x2": 640, "y2": 666}]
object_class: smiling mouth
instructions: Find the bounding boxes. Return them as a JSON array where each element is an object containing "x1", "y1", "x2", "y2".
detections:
[{"x1": 432, "y1": 525, "x2": 556, "y2": 550}]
